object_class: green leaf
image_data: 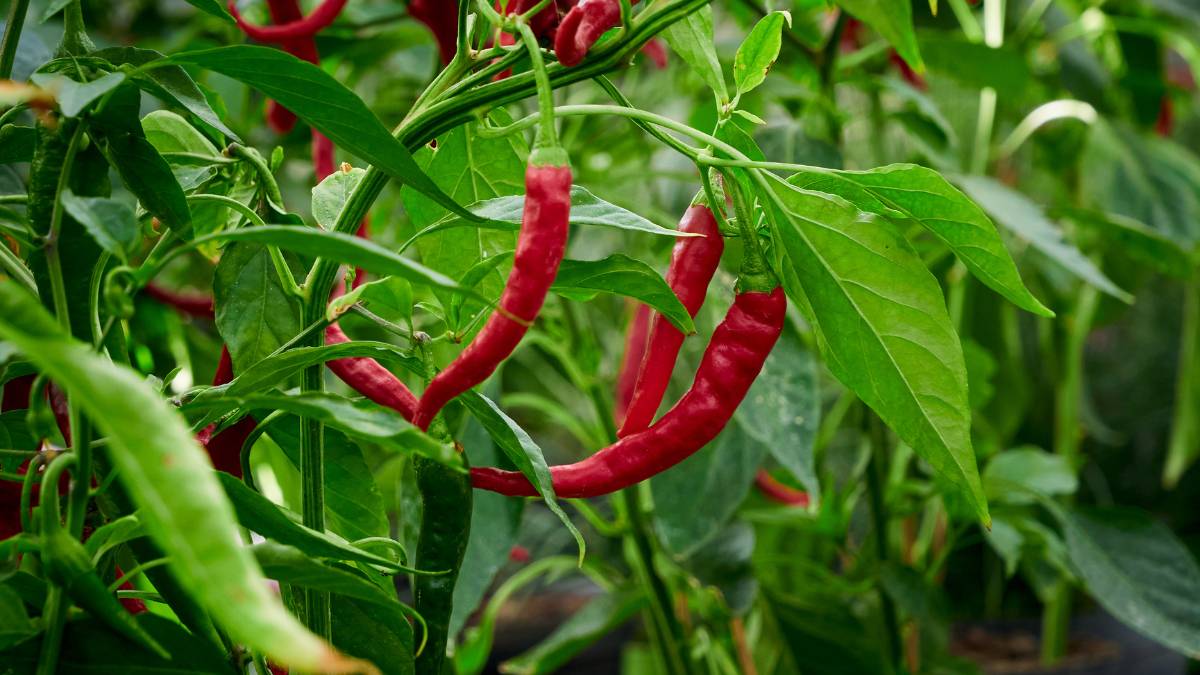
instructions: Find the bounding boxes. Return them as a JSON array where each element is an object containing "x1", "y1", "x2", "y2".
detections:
[
  {"x1": 788, "y1": 164, "x2": 1053, "y2": 317},
  {"x1": 218, "y1": 471, "x2": 413, "y2": 573},
  {"x1": 264, "y1": 418, "x2": 391, "y2": 543},
  {"x1": 920, "y1": 35, "x2": 1030, "y2": 101},
  {"x1": 197, "y1": 392, "x2": 459, "y2": 467},
  {"x1": 734, "y1": 11, "x2": 789, "y2": 96},
  {"x1": 163, "y1": 46, "x2": 477, "y2": 222},
  {"x1": 400, "y1": 119, "x2": 525, "y2": 288},
  {"x1": 94, "y1": 47, "x2": 239, "y2": 141},
  {"x1": 141, "y1": 109, "x2": 223, "y2": 190},
  {"x1": 0, "y1": 585, "x2": 37, "y2": 650},
  {"x1": 1081, "y1": 120, "x2": 1200, "y2": 247},
  {"x1": 552, "y1": 255, "x2": 695, "y2": 334},
  {"x1": 763, "y1": 174, "x2": 988, "y2": 525},
  {"x1": 314, "y1": 167, "x2": 367, "y2": 230},
  {"x1": 99, "y1": 128, "x2": 192, "y2": 232},
  {"x1": 253, "y1": 541, "x2": 406, "y2": 606},
  {"x1": 0, "y1": 125, "x2": 35, "y2": 164},
  {"x1": 652, "y1": 420, "x2": 767, "y2": 556},
  {"x1": 662, "y1": 5, "x2": 729, "y2": 104},
  {"x1": 31, "y1": 71, "x2": 127, "y2": 117},
  {"x1": 193, "y1": 341, "x2": 421, "y2": 404},
  {"x1": 956, "y1": 176, "x2": 1132, "y2": 303},
  {"x1": 0, "y1": 614, "x2": 235, "y2": 673},
  {"x1": 836, "y1": 0, "x2": 923, "y2": 71},
  {"x1": 211, "y1": 226, "x2": 465, "y2": 295},
  {"x1": 460, "y1": 392, "x2": 585, "y2": 563},
  {"x1": 737, "y1": 332, "x2": 821, "y2": 500},
  {"x1": 1062, "y1": 507, "x2": 1200, "y2": 657},
  {"x1": 501, "y1": 591, "x2": 646, "y2": 674},
  {"x1": 0, "y1": 281, "x2": 344, "y2": 672},
  {"x1": 83, "y1": 514, "x2": 144, "y2": 563},
  {"x1": 59, "y1": 189, "x2": 139, "y2": 262},
  {"x1": 181, "y1": 0, "x2": 234, "y2": 22},
  {"x1": 328, "y1": 276, "x2": 414, "y2": 329},
  {"x1": 1061, "y1": 208, "x2": 1196, "y2": 279},
  {"x1": 331, "y1": 594, "x2": 415, "y2": 675},
  {"x1": 214, "y1": 243, "x2": 303, "y2": 371},
  {"x1": 422, "y1": 186, "x2": 690, "y2": 243},
  {"x1": 983, "y1": 446, "x2": 1077, "y2": 505}
]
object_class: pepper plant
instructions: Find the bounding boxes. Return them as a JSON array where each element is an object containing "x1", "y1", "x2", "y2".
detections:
[{"x1": 0, "y1": 1, "x2": 1198, "y2": 674}]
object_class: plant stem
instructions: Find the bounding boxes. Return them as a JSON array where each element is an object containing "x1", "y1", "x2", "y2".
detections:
[
  {"x1": 55, "y1": 0, "x2": 93, "y2": 56},
  {"x1": 1042, "y1": 284, "x2": 1100, "y2": 665},
  {"x1": 1164, "y1": 276, "x2": 1200, "y2": 488},
  {"x1": 865, "y1": 413, "x2": 902, "y2": 670},
  {"x1": 0, "y1": 0, "x2": 30, "y2": 79}
]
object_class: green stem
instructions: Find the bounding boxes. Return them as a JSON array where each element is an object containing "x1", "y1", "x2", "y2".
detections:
[
  {"x1": 1042, "y1": 284, "x2": 1099, "y2": 665},
  {"x1": 1164, "y1": 277, "x2": 1200, "y2": 487},
  {"x1": 0, "y1": 0, "x2": 30, "y2": 79},
  {"x1": 864, "y1": 413, "x2": 902, "y2": 670},
  {"x1": 55, "y1": 0, "x2": 93, "y2": 57},
  {"x1": 107, "y1": 557, "x2": 171, "y2": 593},
  {"x1": 36, "y1": 452, "x2": 77, "y2": 675},
  {"x1": 516, "y1": 21, "x2": 558, "y2": 150}
]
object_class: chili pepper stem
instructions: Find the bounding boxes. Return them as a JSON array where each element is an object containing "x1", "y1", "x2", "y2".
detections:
[
  {"x1": 0, "y1": 0, "x2": 30, "y2": 79},
  {"x1": 516, "y1": 21, "x2": 560, "y2": 151}
]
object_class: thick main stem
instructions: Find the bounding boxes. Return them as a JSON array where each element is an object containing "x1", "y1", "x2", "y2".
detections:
[
  {"x1": 299, "y1": 299, "x2": 331, "y2": 639},
  {"x1": 865, "y1": 413, "x2": 902, "y2": 669}
]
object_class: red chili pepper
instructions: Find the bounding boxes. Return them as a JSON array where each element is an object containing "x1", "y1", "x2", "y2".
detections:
[
  {"x1": 1, "y1": 374, "x2": 34, "y2": 412},
  {"x1": 413, "y1": 151, "x2": 572, "y2": 430},
  {"x1": 554, "y1": 0, "x2": 637, "y2": 67},
  {"x1": 618, "y1": 205, "x2": 724, "y2": 437},
  {"x1": 325, "y1": 320, "x2": 419, "y2": 422},
  {"x1": 492, "y1": 0, "x2": 569, "y2": 80},
  {"x1": 889, "y1": 50, "x2": 925, "y2": 90},
  {"x1": 143, "y1": 283, "x2": 215, "y2": 320},
  {"x1": 471, "y1": 286, "x2": 786, "y2": 497},
  {"x1": 228, "y1": 0, "x2": 347, "y2": 42},
  {"x1": 1156, "y1": 96, "x2": 1174, "y2": 137},
  {"x1": 614, "y1": 303, "x2": 650, "y2": 424},
  {"x1": 508, "y1": 544, "x2": 531, "y2": 563},
  {"x1": 196, "y1": 348, "x2": 257, "y2": 477},
  {"x1": 755, "y1": 469, "x2": 810, "y2": 507},
  {"x1": 410, "y1": 0, "x2": 460, "y2": 65},
  {"x1": 640, "y1": 38, "x2": 668, "y2": 69}
]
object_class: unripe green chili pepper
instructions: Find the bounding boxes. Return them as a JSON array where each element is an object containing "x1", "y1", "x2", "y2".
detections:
[
  {"x1": 413, "y1": 444, "x2": 471, "y2": 675},
  {"x1": 28, "y1": 118, "x2": 71, "y2": 236}
]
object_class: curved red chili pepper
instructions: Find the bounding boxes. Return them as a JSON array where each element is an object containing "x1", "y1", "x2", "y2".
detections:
[
  {"x1": 1, "y1": 374, "x2": 34, "y2": 412},
  {"x1": 325, "y1": 321, "x2": 420, "y2": 422},
  {"x1": 618, "y1": 205, "x2": 724, "y2": 436},
  {"x1": 413, "y1": 155, "x2": 572, "y2": 430},
  {"x1": 554, "y1": 0, "x2": 636, "y2": 67},
  {"x1": 755, "y1": 469, "x2": 810, "y2": 507},
  {"x1": 614, "y1": 303, "x2": 650, "y2": 424},
  {"x1": 471, "y1": 286, "x2": 786, "y2": 497},
  {"x1": 143, "y1": 283, "x2": 215, "y2": 320},
  {"x1": 1157, "y1": 96, "x2": 1174, "y2": 137},
  {"x1": 229, "y1": 0, "x2": 347, "y2": 43}
]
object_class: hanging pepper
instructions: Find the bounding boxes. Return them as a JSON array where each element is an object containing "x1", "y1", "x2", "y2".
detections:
[
  {"x1": 471, "y1": 285, "x2": 786, "y2": 497},
  {"x1": 414, "y1": 23, "x2": 571, "y2": 431},
  {"x1": 229, "y1": 0, "x2": 348, "y2": 42},
  {"x1": 614, "y1": 303, "x2": 650, "y2": 424},
  {"x1": 409, "y1": 0, "x2": 460, "y2": 65},
  {"x1": 143, "y1": 283, "x2": 215, "y2": 319},
  {"x1": 325, "y1": 320, "x2": 419, "y2": 422},
  {"x1": 413, "y1": 447, "x2": 472, "y2": 675},
  {"x1": 413, "y1": 148, "x2": 571, "y2": 430},
  {"x1": 195, "y1": 348, "x2": 258, "y2": 477},
  {"x1": 554, "y1": 0, "x2": 638, "y2": 67},
  {"x1": 618, "y1": 204, "x2": 724, "y2": 436},
  {"x1": 755, "y1": 470, "x2": 810, "y2": 507}
]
